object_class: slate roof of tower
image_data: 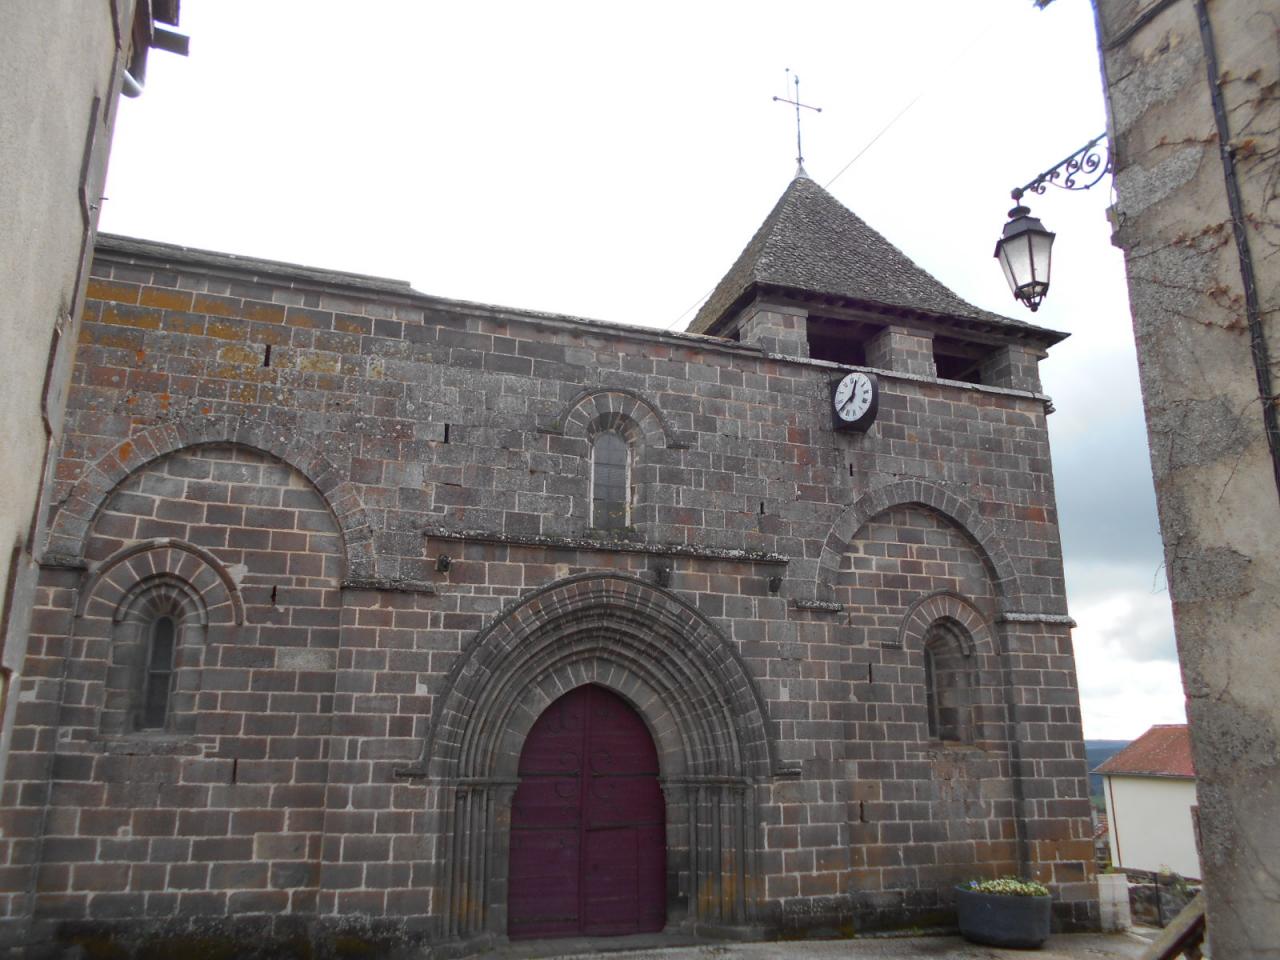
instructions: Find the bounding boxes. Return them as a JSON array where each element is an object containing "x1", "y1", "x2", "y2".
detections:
[
  {"x1": 688, "y1": 175, "x2": 1065, "y2": 344},
  {"x1": 1093, "y1": 725, "x2": 1195, "y2": 779}
]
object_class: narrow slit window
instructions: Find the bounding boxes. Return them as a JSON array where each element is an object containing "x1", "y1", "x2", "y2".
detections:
[
  {"x1": 924, "y1": 647, "x2": 939, "y2": 739},
  {"x1": 141, "y1": 615, "x2": 176, "y2": 729},
  {"x1": 924, "y1": 621, "x2": 971, "y2": 743},
  {"x1": 591, "y1": 431, "x2": 629, "y2": 529}
]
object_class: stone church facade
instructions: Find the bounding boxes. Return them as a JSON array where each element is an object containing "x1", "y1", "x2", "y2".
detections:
[{"x1": 0, "y1": 176, "x2": 1098, "y2": 956}]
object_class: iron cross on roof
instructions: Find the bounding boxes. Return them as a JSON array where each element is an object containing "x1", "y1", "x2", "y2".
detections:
[{"x1": 773, "y1": 69, "x2": 822, "y2": 176}]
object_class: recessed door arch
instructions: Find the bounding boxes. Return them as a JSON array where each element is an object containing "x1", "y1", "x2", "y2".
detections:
[
  {"x1": 422, "y1": 573, "x2": 772, "y2": 943},
  {"x1": 508, "y1": 684, "x2": 666, "y2": 939}
]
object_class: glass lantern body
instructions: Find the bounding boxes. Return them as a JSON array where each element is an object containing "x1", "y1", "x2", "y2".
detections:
[{"x1": 995, "y1": 207, "x2": 1055, "y2": 311}]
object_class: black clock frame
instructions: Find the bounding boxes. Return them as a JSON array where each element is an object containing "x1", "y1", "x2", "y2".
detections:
[{"x1": 831, "y1": 372, "x2": 879, "y2": 433}]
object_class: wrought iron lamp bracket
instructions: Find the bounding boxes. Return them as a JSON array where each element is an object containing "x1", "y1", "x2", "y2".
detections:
[{"x1": 1010, "y1": 132, "x2": 1111, "y2": 202}]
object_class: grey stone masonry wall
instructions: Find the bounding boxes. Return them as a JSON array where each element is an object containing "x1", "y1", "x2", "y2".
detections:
[
  {"x1": 735, "y1": 301, "x2": 810, "y2": 358},
  {"x1": 866, "y1": 326, "x2": 936, "y2": 378},
  {"x1": 980, "y1": 345, "x2": 1043, "y2": 395},
  {"x1": 0, "y1": 236, "x2": 1095, "y2": 957}
]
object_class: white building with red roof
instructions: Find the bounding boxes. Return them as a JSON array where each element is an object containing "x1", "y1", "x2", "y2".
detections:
[{"x1": 1094, "y1": 725, "x2": 1200, "y2": 880}]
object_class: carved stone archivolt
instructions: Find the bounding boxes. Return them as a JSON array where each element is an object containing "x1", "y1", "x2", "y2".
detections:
[{"x1": 418, "y1": 573, "x2": 773, "y2": 943}]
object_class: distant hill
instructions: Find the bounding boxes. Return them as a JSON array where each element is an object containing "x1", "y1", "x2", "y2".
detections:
[{"x1": 1086, "y1": 739, "x2": 1130, "y2": 804}]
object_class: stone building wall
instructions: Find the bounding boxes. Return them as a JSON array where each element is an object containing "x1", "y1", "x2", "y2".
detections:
[
  {"x1": 0, "y1": 235, "x2": 1096, "y2": 954},
  {"x1": 1092, "y1": 0, "x2": 1280, "y2": 953},
  {"x1": 0, "y1": 0, "x2": 135, "y2": 790},
  {"x1": 0, "y1": 0, "x2": 186, "y2": 795}
]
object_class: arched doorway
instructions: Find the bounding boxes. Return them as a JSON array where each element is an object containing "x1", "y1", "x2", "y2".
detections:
[
  {"x1": 508, "y1": 684, "x2": 666, "y2": 939},
  {"x1": 424, "y1": 574, "x2": 771, "y2": 942}
]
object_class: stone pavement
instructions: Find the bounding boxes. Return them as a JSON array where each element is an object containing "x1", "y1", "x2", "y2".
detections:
[{"x1": 495, "y1": 932, "x2": 1154, "y2": 960}]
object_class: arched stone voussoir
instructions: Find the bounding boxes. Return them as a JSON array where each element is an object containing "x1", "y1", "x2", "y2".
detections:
[
  {"x1": 815, "y1": 478, "x2": 1023, "y2": 609},
  {"x1": 422, "y1": 572, "x2": 774, "y2": 783},
  {"x1": 76, "y1": 538, "x2": 244, "y2": 627},
  {"x1": 896, "y1": 590, "x2": 994, "y2": 654},
  {"x1": 47, "y1": 414, "x2": 376, "y2": 573},
  {"x1": 553, "y1": 387, "x2": 683, "y2": 448}
]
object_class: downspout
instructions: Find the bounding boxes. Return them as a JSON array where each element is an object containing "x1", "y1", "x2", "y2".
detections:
[{"x1": 1192, "y1": 0, "x2": 1280, "y2": 503}]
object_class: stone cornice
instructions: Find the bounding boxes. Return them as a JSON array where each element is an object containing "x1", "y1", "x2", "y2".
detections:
[
  {"x1": 997, "y1": 612, "x2": 1077, "y2": 627},
  {"x1": 421, "y1": 527, "x2": 789, "y2": 566}
]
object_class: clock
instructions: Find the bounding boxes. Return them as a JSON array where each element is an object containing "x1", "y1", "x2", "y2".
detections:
[{"x1": 831, "y1": 372, "x2": 879, "y2": 432}]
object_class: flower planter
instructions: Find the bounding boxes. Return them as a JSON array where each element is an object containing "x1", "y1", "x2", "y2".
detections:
[{"x1": 955, "y1": 886, "x2": 1052, "y2": 948}]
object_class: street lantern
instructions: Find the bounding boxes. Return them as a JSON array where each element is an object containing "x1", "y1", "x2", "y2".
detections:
[
  {"x1": 997, "y1": 132, "x2": 1109, "y2": 311},
  {"x1": 994, "y1": 203, "x2": 1055, "y2": 312}
]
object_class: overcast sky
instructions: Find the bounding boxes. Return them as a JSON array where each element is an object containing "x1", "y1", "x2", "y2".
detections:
[{"x1": 100, "y1": 0, "x2": 1187, "y2": 740}]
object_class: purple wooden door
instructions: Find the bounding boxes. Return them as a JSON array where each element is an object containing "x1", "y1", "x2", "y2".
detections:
[{"x1": 508, "y1": 684, "x2": 666, "y2": 939}]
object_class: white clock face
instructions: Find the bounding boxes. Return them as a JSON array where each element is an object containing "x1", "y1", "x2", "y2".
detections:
[{"x1": 835, "y1": 373, "x2": 873, "y2": 422}]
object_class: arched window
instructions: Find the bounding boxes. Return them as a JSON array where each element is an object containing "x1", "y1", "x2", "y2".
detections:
[
  {"x1": 100, "y1": 574, "x2": 205, "y2": 736},
  {"x1": 924, "y1": 619, "x2": 972, "y2": 743},
  {"x1": 140, "y1": 614, "x2": 177, "y2": 729},
  {"x1": 592, "y1": 431, "x2": 629, "y2": 529}
]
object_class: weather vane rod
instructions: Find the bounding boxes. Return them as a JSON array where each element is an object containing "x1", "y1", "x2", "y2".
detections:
[{"x1": 772, "y1": 68, "x2": 821, "y2": 174}]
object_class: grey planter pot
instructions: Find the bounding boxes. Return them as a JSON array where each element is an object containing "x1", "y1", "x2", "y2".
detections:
[{"x1": 955, "y1": 886, "x2": 1052, "y2": 949}]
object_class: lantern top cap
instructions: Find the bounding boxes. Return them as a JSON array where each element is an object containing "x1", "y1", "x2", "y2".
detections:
[{"x1": 999, "y1": 207, "x2": 1054, "y2": 244}]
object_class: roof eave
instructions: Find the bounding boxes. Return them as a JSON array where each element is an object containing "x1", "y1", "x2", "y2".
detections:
[
  {"x1": 1098, "y1": 770, "x2": 1196, "y2": 780},
  {"x1": 697, "y1": 280, "x2": 1069, "y2": 348}
]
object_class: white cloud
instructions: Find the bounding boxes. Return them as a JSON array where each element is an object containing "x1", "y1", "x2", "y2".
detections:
[
  {"x1": 1067, "y1": 562, "x2": 1177, "y2": 662},
  {"x1": 1071, "y1": 578, "x2": 1187, "y2": 738}
]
